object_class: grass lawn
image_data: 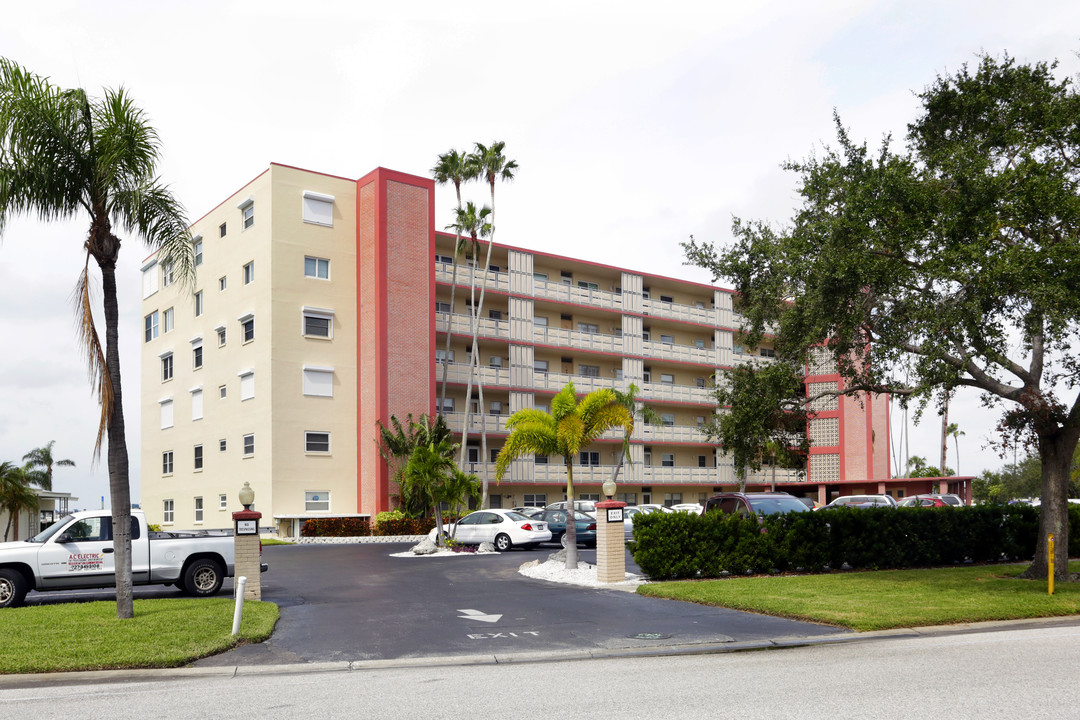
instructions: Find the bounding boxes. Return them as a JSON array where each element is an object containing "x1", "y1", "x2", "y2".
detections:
[
  {"x1": 637, "y1": 561, "x2": 1080, "y2": 632},
  {"x1": 0, "y1": 598, "x2": 279, "y2": 674},
  {"x1": 260, "y1": 538, "x2": 294, "y2": 546}
]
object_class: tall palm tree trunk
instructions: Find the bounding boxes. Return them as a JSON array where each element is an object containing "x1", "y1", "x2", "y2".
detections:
[
  {"x1": 564, "y1": 459, "x2": 579, "y2": 569},
  {"x1": 101, "y1": 261, "x2": 134, "y2": 619},
  {"x1": 472, "y1": 195, "x2": 498, "y2": 507},
  {"x1": 439, "y1": 183, "x2": 465, "y2": 413},
  {"x1": 458, "y1": 251, "x2": 480, "y2": 468}
]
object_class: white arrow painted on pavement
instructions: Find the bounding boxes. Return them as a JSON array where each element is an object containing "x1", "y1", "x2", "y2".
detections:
[{"x1": 458, "y1": 608, "x2": 502, "y2": 623}]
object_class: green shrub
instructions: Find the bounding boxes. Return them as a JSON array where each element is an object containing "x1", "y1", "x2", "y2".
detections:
[{"x1": 300, "y1": 517, "x2": 372, "y2": 537}]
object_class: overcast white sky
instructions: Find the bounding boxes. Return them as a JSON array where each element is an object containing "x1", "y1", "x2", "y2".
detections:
[{"x1": 1, "y1": 0, "x2": 1077, "y2": 508}]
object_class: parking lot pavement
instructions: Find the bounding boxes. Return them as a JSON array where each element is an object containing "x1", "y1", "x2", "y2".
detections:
[{"x1": 191, "y1": 543, "x2": 848, "y2": 667}]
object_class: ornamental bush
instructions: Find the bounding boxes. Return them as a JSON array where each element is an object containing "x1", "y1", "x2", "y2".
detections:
[
  {"x1": 301, "y1": 517, "x2": 372, "y2": 537},
  {"x1": 629, "y1": 504, "x2": 1069, "y2": 580}
]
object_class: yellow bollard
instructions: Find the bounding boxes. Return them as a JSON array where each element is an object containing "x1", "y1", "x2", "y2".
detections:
[{"x1": 1048, "y1": 534, "x2": 1055, "y2": 596}]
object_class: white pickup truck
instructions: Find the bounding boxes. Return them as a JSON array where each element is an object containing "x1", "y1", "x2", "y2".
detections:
[{"x1": 0, "y1": 509, "x2": 266, "y2": 608}]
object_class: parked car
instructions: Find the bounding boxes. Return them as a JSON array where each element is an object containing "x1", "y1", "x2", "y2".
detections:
[
  {"x1": 637, "y1": 504, "x2": 675, "y2": 514},
  {"x1": 670, "y1": 503, "x2": 704, "y2": 514},
  {"x1": 429, "y1": 509, "x2": 551, "y2": 551},
  {"x1": 545, "y1": 500, "x2": 598, "y2": 514},
  {"x1": 702, "y1": 492, "x2": 812, "y2": 519},
  {"x1": 897, "y1": 495, "x2": 951, "y2": 508},
  {"x1": 537, "y1": 510, "x2": 597, "y2": 548},
  {"x1": 820, "y1": 494, "x2": 897, "y2": 510},
  {"x1": 0, "y1": 510, "x2": 267, "y2": 609},
  {"x1": 793, "y1": 496, "x2": 818, "y2": 510},
  {"x1": 511, "y1": 506, "x2": 546, "y2": 519},
  {"x1": 623, "y1": 504, "x2": 659, "y2": 540}
]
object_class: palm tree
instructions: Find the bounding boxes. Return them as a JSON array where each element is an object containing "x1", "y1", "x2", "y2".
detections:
[
  {"x1": 22, "y1": 440, "x2": 75, "y2": 492},
  {"x1": 0, "y1": 59, "x2": 192, "y2": 619},
  {"x1": 467, "y1": 141, "x2": 517, "y2": 508},
  {"x1": 947, "y1": 423, "x2": 965, "y2": 476},
  {"x1": 431, "y1": 149, "x2": 479, "y2": 412},
  {"x1": 404, "y1": 440, "x2": 459, "y2": 546},
  {"x1": 376, "y1": 414, "x2": 453, "y2": 517},
  {"x1": 445, "y1": 202, "x2": 491, "y2": 478},
  {"x1": 0, "y1": 462, "x2": 39, "y2": 542},
  {"x1": 608, "y1": 383, "x2": 664, "y2": 487},
  {"x1": 495, "y1": 382, "x2": 633, "y2": 569}
]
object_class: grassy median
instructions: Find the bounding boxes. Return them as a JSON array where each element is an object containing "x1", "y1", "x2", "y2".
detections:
[
  {"x1": 638, "y1": 561, "x2": 1080, "y2": 631},
  {"x1": 0, "y1": 598, "x2": 279, "y2": 674}
]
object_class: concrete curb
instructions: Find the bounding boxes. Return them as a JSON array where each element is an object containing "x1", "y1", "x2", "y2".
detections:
[
  {"x1": 293, "y1": 536, "x2": 427, "y2": 544},
  {"x1": 2, "y1": 614, "x2": 1076, "y2": 689}
]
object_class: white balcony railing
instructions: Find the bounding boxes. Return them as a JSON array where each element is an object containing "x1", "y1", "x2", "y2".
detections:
[
  {"x1": 642, "y1": 339, "x2": 714, "y2": 364},
  {"x1": 531, "y1": 370, "x2": 614, "y2": 394},
  {"x1": 533, "y1": 279, "x2": 623, "y2": 311},
  {"x1": 640, "y1": 380, "x2": 714, "y2": 405},
  {"x1": 436, "y1": 312, "x2": 509, "y2": 340},
  {"x1": 641, "y1": 424, "x2": 707, "y2": 443},
  {"x1": 437, "y1": 361, "x2": 511, "y2": 387},
  {"x1": 436, "y1": 263, "x2": 510, "y2": 294},
  {"x1": 443, "y1": 412, "x2": 509, "y2": 435},
  {"x1": 730, "y1": 352, "x2": 776, "y2": 368},
  {"x1": 532, "y1": 325, "x2": 623, "y2": 353},
  {"x1": 642, "y1": 297, "x2": 714, "y2": 324}
]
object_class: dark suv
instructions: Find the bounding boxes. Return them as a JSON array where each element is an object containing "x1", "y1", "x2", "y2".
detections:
[{"x1": 703, "y1": 492, "x2": 812, "y2": 519}]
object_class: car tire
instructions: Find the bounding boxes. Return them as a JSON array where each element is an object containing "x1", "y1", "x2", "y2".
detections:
[
  {"x1": 560, "y1": 533, "x2": 571, "y2": 548},
  {"x1": 494, "y1": 533, "x2": 512, "y2": 552},
  {"x1": 0, "y1": 568, "x2": 28, "y2": 609},
  {"x1": 182, "y1": 558, "x2": 225, "y2": 597}
]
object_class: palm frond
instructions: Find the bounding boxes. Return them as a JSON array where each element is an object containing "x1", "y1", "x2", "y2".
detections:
[{"x1": 72, "y1": 254, "x2": 110, "y2": 459}]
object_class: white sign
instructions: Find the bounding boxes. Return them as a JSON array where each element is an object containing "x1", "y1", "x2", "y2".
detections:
[
  {"x1": 607, "y1": 508, "x2": 624, "y2": 522},
  {"x1": 236, "y1": 519, "x2": 258, "y2": 535}
]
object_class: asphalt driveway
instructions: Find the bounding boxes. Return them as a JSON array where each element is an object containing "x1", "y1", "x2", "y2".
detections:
[{"x1": 190, "y1": 543, "x2": 847, "y2": 666}]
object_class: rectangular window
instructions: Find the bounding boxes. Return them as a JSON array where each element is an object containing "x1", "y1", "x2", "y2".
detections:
[
  {"x1": 304, "y1": 255, "x2": 330, "y2": 278},
  {"x1": 579, "y1": 451, "x2": 600, "y2": 466},
  {"x1": 434, "y1": 253, "x2": 453, "y2": 265},
  {"x1": 194, "y1": 239, "x2": 203, "y2": 266},
  {"x1": 219, "y1": 222, "x2": 227, "y2": 237},
  {"x1": 694, "y1": 339, "x2": 706, "y2": 349},
  {"x1": 577, "y1": 322, "x2": 599, "y2": 334},
  {"x1": 241, "y1": 316, "x2": 255, "y2": 343},
  {"x1": 240, "y1": 371, "x2": 254, "y2": 401},
  {"x1": 439, "y1": 397, "x2": 454, "y2": 413},
  {"x1": 534, "y1": 454, "x2": 548, "y2": 464},
  {"x1": 435, "y1": 301, "x2": 451, "y2": 314},
  {"x1": 489, "y1": 356, "x2": 503, "y2": 368},
  {"x1": 162, "y1": 260, "x2": 175, "y2": 288},
  {"x1": 490, "y1": 448, "x2": 500, "y2": 463},
  {"x1": 660, "y1": 334, "x2": 674, "y2": 345},
  {"x1": 533, "y1": 272, "x2": 548, "y2": 282},
  {"x1": 194, "y1": 291, "x2": 204, "y2": 317},
  {"x1": 161, "y1": 353, "x2": 173, "y2": 382},
  {"x1": 162, "y1": 450, "x2": 174, "y2": 475},
  {"x1": 659, "y1": 294, "x2": 674, "y2": 303},
  {"x1": 306, "y1": 431, "x2": 331, "y2": 453},
  {"x1": 302, "y1": 308, "x2": 334, "y2": 338},
  {"x1": 578, "y1": 281, "x2": 599, "y2": 291},
  {"x1": 163, "y1": 499, "x2": 174, "y2": 523},
  {"x1": 193, "y1": 344, "x2": 203, "y2": 370},
  {"x1": 523, "y1": 494, "x2": 546, "y2": 507},
  {"x1": 490, "y1": 401, "x2": 502, "y2": 415},
  {"x1": 305, "y1": 491, "x2": 330, "y2": 512},
  {"x1": 219, "y1": 276, "x2": 227, "y2": 292},
  {"x1": 659, "y1": 373, "x2": 674, "y2": 385},
  {"x1": 243, "y1": 434, "x2": 254, "y2": 456},
  {"x1": 760, "y1": 347, "x2": 776, "y2": 358},
  {"x1": 302, "y1": 366, "x2": 334, "y2": 397},
  {"x1": 489, "y1": 309, "x2": 502, "y2": 320},
  {"x1": 696, "y1": 377, "x2": 706, "y2": 388},
  {"x1": 435, "y1": 349, "x2": 454, "y2": 364},
  {"x1": 219, "y1": 384, "x2": 227, "y2": 399},
  {"x1": 241, "y1": 202, "x2": 254, "y2": 230},
  {"x1": 580, "y1": 365, "x2": 600, "y2": 378},
  {"x1": 302, "y1": 191, "x2": 334, "y2": 227},
  {"x1": 664, "y1": 493, "x2": 683, "y2": 506},
  {"x1": 243, "y1": 261, "x2": 254, "y2": 285},
  {"x1": 194, "y1": 496, "x2": 204, "y2": 523},
  {"x1": 698, "y1": 455, "x2": 707, "y2": 468},
  {"x1": 191, "y1": 389, "x2": 203, "y2": 421},
  {"x1": 219, "y1": 439, "x2": 227, "y2": 452},
  {"x1": 159, "y1": 399, "x2": 173, "y2": 429},
  {"x1": 533, "y1": 316, "x2": 548, "y2": 327},
  {"x1": 217, "y1": 326, "x2": 226, "y2": 346},
  {"x1": 467, "y1": 446, "x2": 479, "y2": 464},
  {"x1": 219, "y1": 494, "x2": 227, "y2": 510},
  {"x1": 142, "y1": 262, "x2": 160, "y2": 298},
  {"x1": 144, "y1": 311, "x2": 159, "y2": 342},
  {"x1": 163, "y1": 307, "x2": 174, "y2": 334},
  {"x1": 696, "y1": 416, "x2": 706, "y2": 427},
  {"x1": 561, "y1": 271, "x2": 573, "y2": 285},
  {"x1": 534, "y1": 360, "x2": 549, "y2": 373},
  {"x1": 661, "y1": 413, "x2": 675, "y2": 426},
  {"x1": 616, "y1": 492, "x2": 637, "y2": 505},
  {"x1": 662, "y1": 453, "x2": 675, "y2": 467},
  {"x1": 194, "y1": 445, "x2": 203, "y2": 471}
]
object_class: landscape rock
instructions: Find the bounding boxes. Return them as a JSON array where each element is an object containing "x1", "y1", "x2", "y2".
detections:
[
  {"x1": 411, "y1": 537, "x2": 438, "y2": 555},
  {"x1": 477, "y1": 542, "x2": 496, "y2": 554}
]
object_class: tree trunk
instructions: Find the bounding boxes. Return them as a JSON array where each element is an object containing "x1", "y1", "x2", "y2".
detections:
[
  {"x1": 101, "y1": 261, "x2": 134, "y2": 619},
  {"x1": 458, "y1": 249, "x2": 479, "y2": 468},
  {"x1": 439, "y1": 184, "x2": 465, "y2": 414},
  {"x1": 564, "y1": 459, "x2": 579, "y2": 570},
  {"x1": 1021, "y1": 430, "x2": 1077, "y2": 581}
]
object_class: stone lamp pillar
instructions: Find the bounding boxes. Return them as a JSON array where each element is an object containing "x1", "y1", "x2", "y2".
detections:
[
  {"x1": 232, "y1": 481, "x2": 263, "y2": 601},
  {"x1": 595, "y1": 480, "x2": 627, "y2": 583}
]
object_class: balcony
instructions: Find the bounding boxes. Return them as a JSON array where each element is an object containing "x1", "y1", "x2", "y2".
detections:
[
  {"x1": 532, "y1": 370, "x2": 615, "y2": 395},
  {"x1": 533, "y1": 325, "x2": 623, "y2": 353},
  {"x1": 641, "y1": 424, "x2": 707, "y2": 443},
  {"x1": 437, "y1": 361, "x2": 511, "y2": 388},
  {"x1": 640, "y1": 380, "x2": 713, "y2": 405},
  {"x1": 641, "y1": 466, "x2": 721, "y2": 485},
  {"x1": 642, "y1": 297, "x2": 714, "y2": 325},
  {"x1": 435, "y1": 262, "x2": 510, "y2": 294},
  {"x1": 642, "y1": 339, "x2": 714, "y2": 364},
  {"x1": 533, "y1": 278, "x2": 623, "y2": 312},
  {"x1": 730, "y1": 351, "x2": 776, "y2": 368},
  {"x1": 436, "y1": 312, "x2": 510, "y2": 341},
  {"x1": 443, "y1": 411, "x2": 509, "y2": 435}
]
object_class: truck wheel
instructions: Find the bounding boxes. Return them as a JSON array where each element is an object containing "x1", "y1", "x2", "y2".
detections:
[
  {"x1": 0, "y1": 568, "x2": 28, "y2": 609},
  {"x1": 494, "y1": 533, "x2": 512, "y2": 552},
  {"x1": 183, "y1": 559, "x2": 224, "y2": 597}
]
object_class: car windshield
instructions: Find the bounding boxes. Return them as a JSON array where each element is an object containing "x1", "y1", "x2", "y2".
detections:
[
  {"x1": 504, "y1": 511, "x2": 530, "y2": 522},
  {"x1": 747, "y1": 498, "x2": 811, "y2": 515},
  {"x1": 29, "y1": 515, "x2": 74, "y2": 543}
]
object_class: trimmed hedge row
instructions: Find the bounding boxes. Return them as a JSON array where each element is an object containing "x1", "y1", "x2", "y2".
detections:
[
  {"x1": 628, "y1": 505, "x2": 1080, "y2": 580},
  {"x1": 300, "y1": 516, "x2": 437, "y2": 537}
]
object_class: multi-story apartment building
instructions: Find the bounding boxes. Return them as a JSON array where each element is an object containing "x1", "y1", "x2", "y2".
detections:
[{"x1": 141, "y1": 163, "x2": 914, "y2": 538}]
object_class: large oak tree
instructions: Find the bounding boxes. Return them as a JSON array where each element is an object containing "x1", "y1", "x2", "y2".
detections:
[{"x1": 684, "y1": 53, "x2": 1080, "y2": 580}]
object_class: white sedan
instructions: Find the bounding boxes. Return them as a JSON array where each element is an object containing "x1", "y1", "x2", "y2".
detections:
[{"x1": 430, "y1": 509, "x2": 551, "y2": 551}]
